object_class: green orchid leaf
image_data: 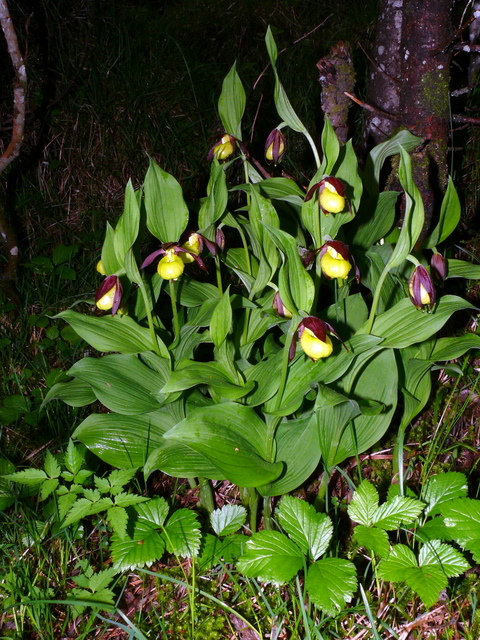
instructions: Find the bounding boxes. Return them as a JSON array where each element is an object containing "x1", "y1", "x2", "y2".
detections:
[
  {"x1": 277, "y1": 495, "x2": 333, "y2": 561},
  {"x1": 113, "y1": 180, "x2": 140, "y2": 264},
  {"x1": 67, "y1": 354, "x2": 169, "y2": 415},
  {"x1": 423, "y1": 177, "x2": 460, "y2": 248},
  {"x1": 365, "y1": 295, "x2": 476, "y2": 349},
  {"x1": 265, "y1": 27, "x2": 306, "y2": 133},
  {"x1": 218, "y1": 62, "x2": 245, "y2": 139},
  {"x1": 364, "y1": 130, "x2": 422, "y2": 196},
  {"x1": 162, "y1": 361, "x2": 254, "y2": 400},
  {"x1": 306, "y1": 558, "x2": 357, "y2": 617},
  {"x1": 73, "y1": 410, "x2": 177, "y2": 468},
  {"x1": 42, "y1": 378, "x2": 96, "y2": 408},
  {"x1": 258, "y1": 415, "x2": 320, "y2": 497},
  {"x1": 163, "y1": 403, "x2": 283, "y2": 487},
  {"x1": 446, "y1": 258, "x2": 480, "y2": 279},
  {"x1": 144, "y1": 439, "x2": 222, "y2": 480},
  {"x1": 55, "y1": 311, "x2": 159, "y2": 354},
  {"x1": 144, "y1": 159, "x2": 189, "y2": 243},
  {"x1": 101, "y1": 222, "x2": 123, "y2": 275},
  {"x1": 350, "y1": 191, "x2": 398, "y2": 250},
  {"x1": 237, "y1": 530, "x2": 304, "y2": 583},
  {"x1": 210, "y1": 286, "x2": 232, "y2": 347},
  {"x1": 198, "y1": 159, "x2": 228, "y2": 229}
]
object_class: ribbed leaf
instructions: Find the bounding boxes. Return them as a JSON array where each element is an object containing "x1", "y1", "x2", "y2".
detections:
[
  {"x1": 55, "y1": 311, "x2": 158, "y2": 354},
  {"x1": 237, "y1": 530, "x2": 304, "y2": 583},
  {"x1": 144, "y1": 159, "x2": 189, "y2": 243},
  {"x1": 277, "y1": 496, "x2": 333, "y2": 561},
  {"x1": 306, "y1": 558, "x2": 357, "y2": 616},
  {"x1": 348, "y1": 480, "x2": 380, "y2": 526},
  {"x1": 353, "y1": 525, "x2": 390, "y2": 557},
  {"x1": 73, "y1": 410, "x2": 177, "y2": 468},
  {"x1": 418, "y1": 540, "x2": 469, "y2": 577},
  {"x1": 423, "y1": 472, "x2": 468, "y2": 516},
  {"x1": 218, "y1": 62, "x2": 245, "y2": 139},
  {"x1": 162, "y1": 508, "x2": 201, "y2": 557},
  {"x1": 211, "y1": 505, "x2": 247, "y2": 537}
]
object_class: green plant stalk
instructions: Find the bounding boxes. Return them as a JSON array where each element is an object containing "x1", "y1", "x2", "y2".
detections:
[
  {"x1": 169, "y1": 279, "x2": 181, "y2": 345},
  {"x1": 214, "y1": 254, "x2": 223, "y2": 294},
  {"x1": 312, "y1": 199, "x2": 323, "y2": 309},
  {"x1": 365, "y1": 263, "x2": 390, "y2": 334},
  {"x1": 198, "y1": 476, "x2": 215, "y2": 513},
  {"x1": 240, "y1": 486, "x2": 259, "y2": 533},
  {"x1": 304, "y1": 130, "x2": 321, "y2": 170},
  {"x1": 138, "y1": 282, "x2": 162, "y2": 357},
  {"x1": 263, "y1": 495, "x2": 273, "y2": 530}
]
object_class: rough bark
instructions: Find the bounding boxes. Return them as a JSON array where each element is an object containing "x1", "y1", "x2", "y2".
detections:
[
  {"x1": 317, "y1": 41, "x2": 356, "y2": 144},
  {"x1": 364, "y1": 0, "x2": 453, "y2": 237},
  {"x1": 0, "y1": 0, "x2": 26, "y2": 303}
]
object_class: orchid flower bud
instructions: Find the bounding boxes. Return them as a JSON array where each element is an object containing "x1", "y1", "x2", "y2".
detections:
[
  {"x1": 96, "y1": 260, "x2": 106, "y2": 275},
  {"x1": 95, "y1": 275, "x2": 123, "y2": 315},
  {"x1": 430, "y1": 253, "x2": 447, "y2": 283},
  {"x1": 273, "y1": 291, "x2": 292, "y2": 319},
  {"x1": 408, "y1": 265, "x2": 435, "y2": 311},
  {"x1": 208, "y1": 134, "x2": 236, "y2": 161},
  {"x1": 157, "y1": 249, "x2": 185, "y2": 280},
  {"x1": 265, "y1": 128, "x2": 286, "y2": 165}
]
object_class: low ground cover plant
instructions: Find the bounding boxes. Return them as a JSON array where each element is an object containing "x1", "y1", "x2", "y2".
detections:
[{"x1": 2, "y1": 28, "x2": 480, "y2": 637}]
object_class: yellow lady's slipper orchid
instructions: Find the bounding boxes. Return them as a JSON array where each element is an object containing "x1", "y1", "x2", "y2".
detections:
[
  {"x1": 157, "y1": 250, "x2": 185, "y2": 280},
  {"x1": 305, "y1": 176, "x2": 348, "y2": 215},
  {"x1": 300, "y1": 328, "x2": 333, "y2": 360},
  {"x1": 95, "y1": 275, "x2": 123, "y2": 315},
  {"x1": 265, "y1": 129, "x2": 286, "y2": 165},
  {"x1": 96, "y1": 260, "x2": 106, "y2": 275},
  {"x1": 320, "y1": 246, "x2": 352, "y2": 280},
  {"x1": 208, "y1": 134, "x2": 236, "y2": 161},
  {"x1": 180, "y1": 232, "x2": 202, "y2": 264},
  {"x1": 319, "y1": 181, "x2": 345, "y2": 214}
]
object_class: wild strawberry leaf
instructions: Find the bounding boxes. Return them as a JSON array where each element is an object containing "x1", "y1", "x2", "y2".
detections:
[
  {"x1": 277, "y1": 495, "x2": 333, "y2": 561},
  {"x1": 237, "y1": 531, "x2": 304, "y2": 584},
  {"x1": 306, "y1": 558, "x2": 357, "y2": 616}
]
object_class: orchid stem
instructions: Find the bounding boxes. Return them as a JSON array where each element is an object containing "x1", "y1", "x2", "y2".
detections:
[
  {"x1": 169, "y1": 279, "x2": 181, "y2": 344},
  {"x1": 139, "y1": 283, "x2": 162, "y2": 357}
]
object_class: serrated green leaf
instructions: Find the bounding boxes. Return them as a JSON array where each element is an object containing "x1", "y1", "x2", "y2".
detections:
[
  {"x1": 110, "y1": 516, "x2": 165, "y2": 571},
  {"x1": 64, "y1": 440, "x2": 84, "y2": 475},
  {"x1": 373, "y1": 495, "x2": 424, "y2": 530},
  {"x1": 422, "y1": 472, "x2": 468, "y2": 516},
  {"x1": 211, "y1": 504, "x2": 247, "y2": 537},
  {"x1": 305, "y1": 558, "x2": 357, "y2": 616},
  {"x1": 277, "y1": 495, "x2": 333, "y2": 561},
  {"x1": 43, "y1": 450, "x2": 61, "y2": 479},
  {"x1": 416, "y1": 517, "x2": 452, "y2": 543},
  {"x1": 419, "y1": 540, "x2": 469, "y2": 577},
  {"x1": 162, "y1": 508, "x2": 201, "y2": 558},
  {"x1": 404, "y1": 565, "x2": 447, "y2": 608},
  {"x1": 237, "y1": 530, "x2": 304, "y2": 583},
  {"x1": 353, "y1": 525, "x2": 390, "y2": 557},
  {"x1": 40, "y1": 478, "x2": 59, "y2": 501},
  {"x1": 136, "y1": 496, "x2": 169, "y2": 528},
  {"x1": 377, "y1": 544, "x2": 417, "y2": 581},
  {"x1": 348, "y1": 480, "x2": 380, "y2": 526},
  {"x1": 106, "y1": 505, "x2": 128, "y2": 539},
  {"x1": 442, "y1": 498, "x2": 480, "y2": 559},
  {"x1": 57, "y1": 492, "x2": 78, "y2": 522},
  {"x1": 3, "y1": 469, "x2": 47, "y2": 485},
  {"x1": 113, "y1": 492, "x2": 148, "y2": 508},
  {"x1": 63, "y1": 497, "x2": 113, "y2": 528},
  {"x1": 88, "y1": 567, "x2": 118, "y2": 593}
]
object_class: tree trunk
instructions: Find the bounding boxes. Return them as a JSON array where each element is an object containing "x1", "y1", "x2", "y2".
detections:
[{"x1": 365, "y1": 0, "x2": 453, "y2": 236}]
